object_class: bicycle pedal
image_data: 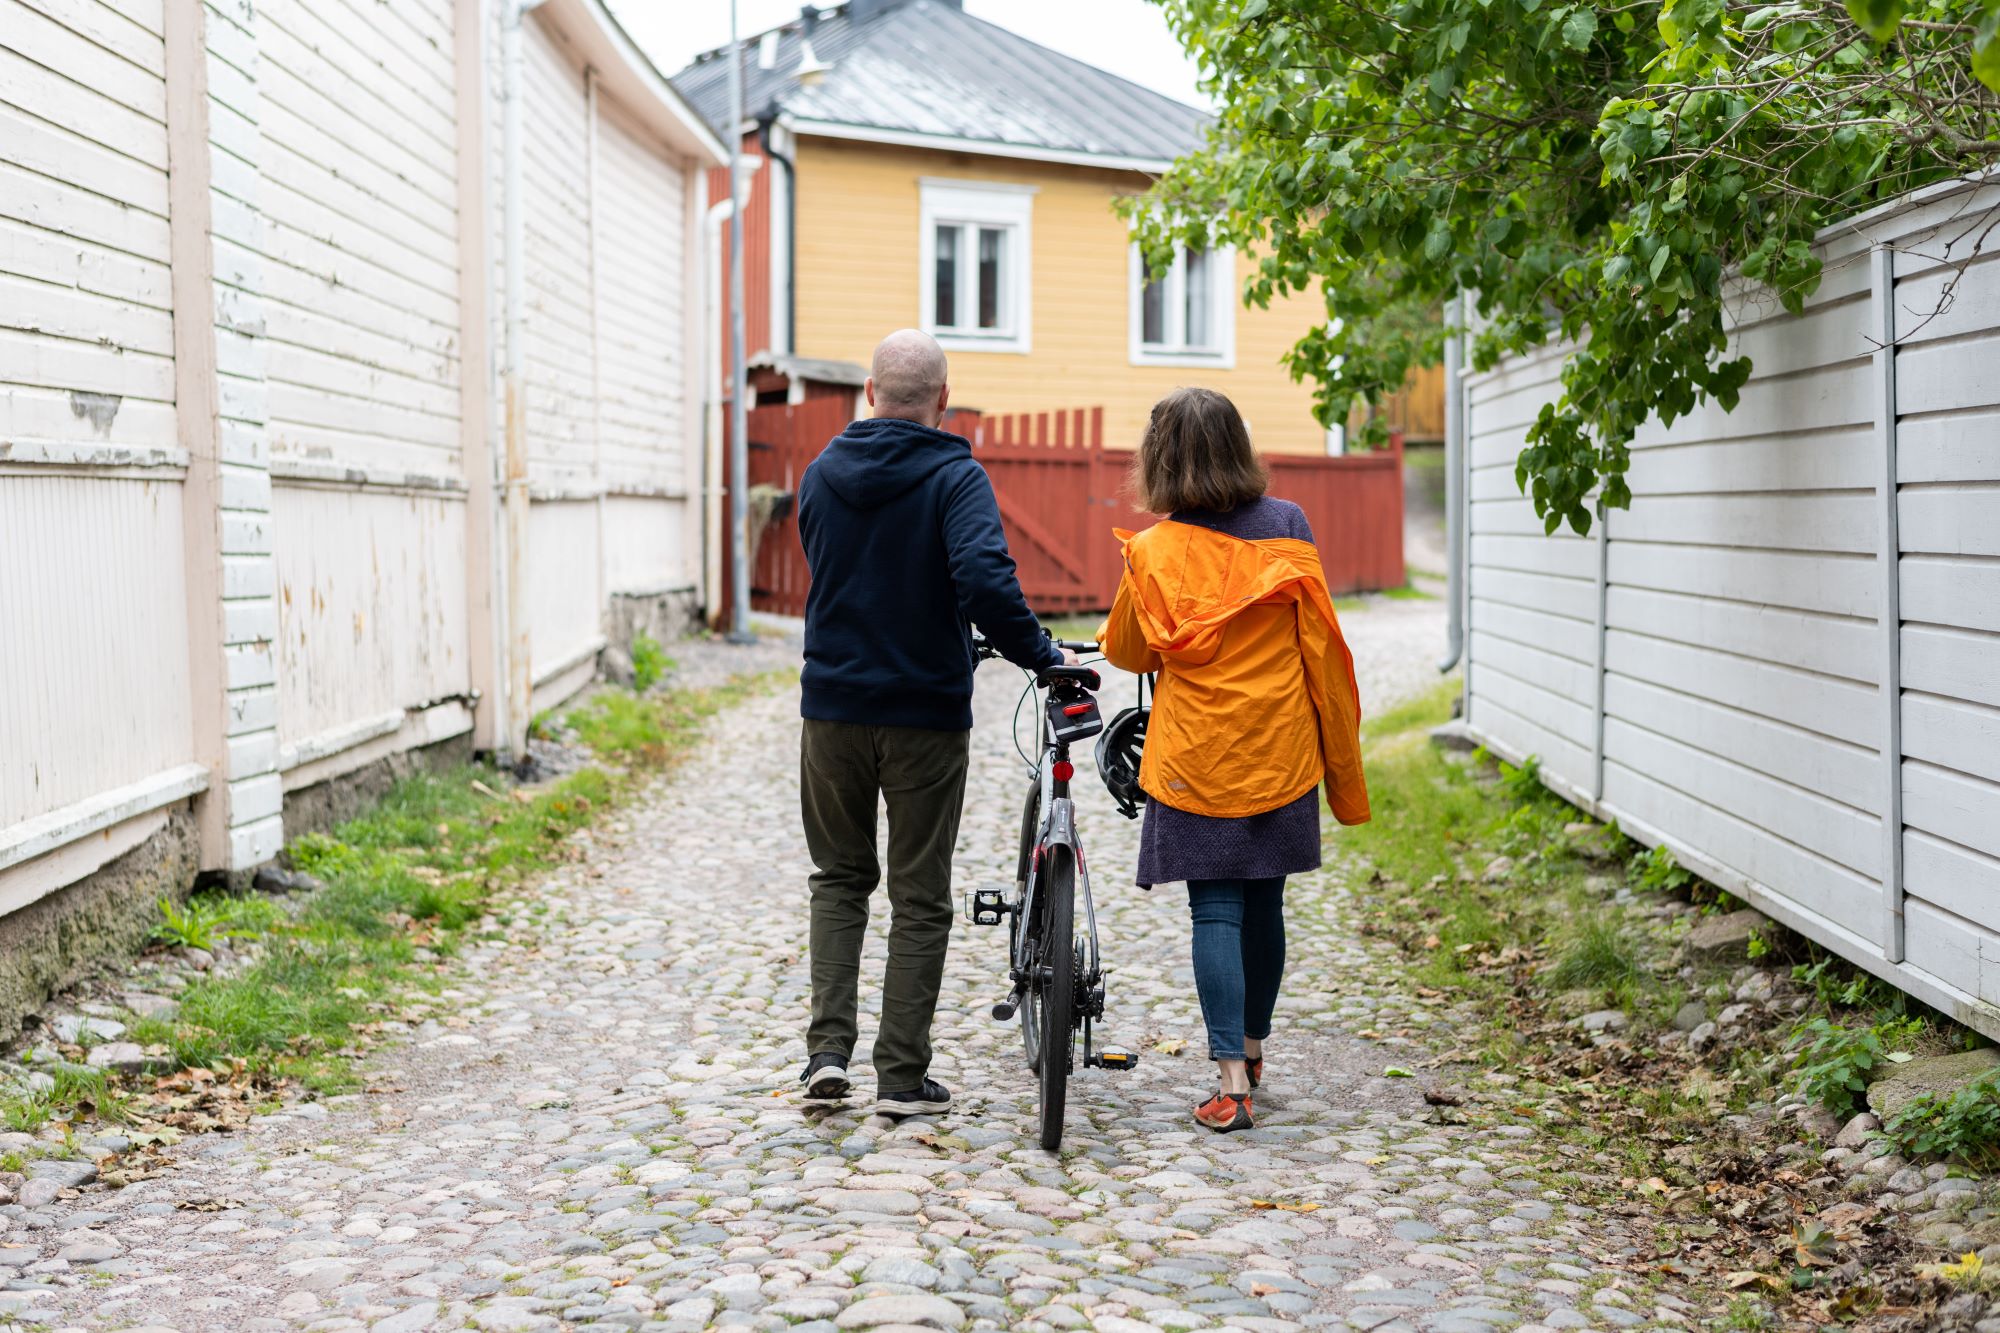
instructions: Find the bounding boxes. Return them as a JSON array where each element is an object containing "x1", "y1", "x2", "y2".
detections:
[
  {"x1": 965, "y1": 888, "x2": 1010, "y2": 926},
  {"x1": 991, "y1": 993, "x2": 1020, "y2": 1022},
  {"x1": 1091, "y1": 1049, "x2": 1139, "y2": 1071}
]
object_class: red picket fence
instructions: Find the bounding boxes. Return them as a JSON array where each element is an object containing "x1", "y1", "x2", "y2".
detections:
[{"x1": 723, "y1": 404, "x2": 1404, "y2": 619}]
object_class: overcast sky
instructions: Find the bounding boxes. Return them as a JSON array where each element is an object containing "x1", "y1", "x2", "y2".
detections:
[{"x1": 608, "y1": 0, "x2": 1211, "y2": 110}]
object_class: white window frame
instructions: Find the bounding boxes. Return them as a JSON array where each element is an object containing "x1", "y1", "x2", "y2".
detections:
[
  {"x1": 919, "y1": 178, "x2": 1035, "y2": 354},
  {"x1": 1128, "y1": 240, "x2": 1237, "y2": 368}
]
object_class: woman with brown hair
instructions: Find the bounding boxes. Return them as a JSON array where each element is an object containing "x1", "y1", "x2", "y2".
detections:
[{"x1": 1098, "y1": 387, "x2": 1370, "y2": 1133}]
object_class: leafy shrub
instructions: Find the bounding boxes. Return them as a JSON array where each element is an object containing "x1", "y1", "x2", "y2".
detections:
[
  {"x1": 1792, "y1": 955, "x2": 1906, "y2": 1014},
  {"x1": 1632, "y1": 843, "x2": 1695, "y2": 895},
  {"x1": 630, "y1": 632, "x2": 670, "y2": 692},
  {"x1": 1881, "y1": 1069, "x2": 2000, "y2": 1169},
  {"x1": 1497, "y1": 754, "x2": 1544, "y2": 804},
  {"x1": 1789, "y1": 1016, "x2": 1922, "y2": 1118}
]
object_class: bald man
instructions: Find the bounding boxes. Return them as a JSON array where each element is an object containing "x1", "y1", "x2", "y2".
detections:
[{"x1": 794, "y1": 329, "x2": 1064, "y2": 1117}]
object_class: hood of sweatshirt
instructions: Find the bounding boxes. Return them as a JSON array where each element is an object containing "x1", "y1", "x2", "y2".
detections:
[{"x1": 810, "y1": 416, "x2": 971, "y2": 510}]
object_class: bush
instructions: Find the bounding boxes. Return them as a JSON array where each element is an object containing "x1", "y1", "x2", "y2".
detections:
[
  {"x1": 630, "y1": 632, "x2": 670, "y2": 692},
  {"x1": 1881, "y1": 1069, "x2": 2000, "y2": 1169},
  {"x1": 1632, "y1": 843, "x2": 1695, "y2": 895},
  {"x1": 1789, "y1": 1016, "x2": 1922, "y2": 1119}
]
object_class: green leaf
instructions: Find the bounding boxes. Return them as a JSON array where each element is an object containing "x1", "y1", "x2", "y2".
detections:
[
  {"x1": 1843, "y1": 0, "x2": 1903, "y2": 42},
  {"x1": 1562, "y1": 7, "x2": 1599, "y2": 49},
  {"x1": 1240, "y1": 0, "x2": 1270, "y2": 18},
  {"x1": 1975, "y1": 11, "x2": 2000, "y2": 93},
  {"x1": 1383, "y1": 1066, "x2": 1416, "y2": 1078}
]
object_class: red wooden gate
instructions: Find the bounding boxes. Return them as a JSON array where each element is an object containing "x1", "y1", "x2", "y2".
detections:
[{"x1": 722, "y1": 404, "x2": 1404, "y2": 618}]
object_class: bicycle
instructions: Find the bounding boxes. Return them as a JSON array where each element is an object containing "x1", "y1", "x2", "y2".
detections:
[{"x1": 967, "y1": 631, "x2": 1137, "y2": 1150}]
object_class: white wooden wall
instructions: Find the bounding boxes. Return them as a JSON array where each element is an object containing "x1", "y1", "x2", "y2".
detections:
[
  {"x1": 0, "y1": 0, "x2": 204, "y2": 910},
  {"x1": 517, "y1": 14, "x2": 700, "y2": 712},
  {"x1": 1, "y1": 0, "x2": 716, "y2": 925},
  {"x1": 1460, "y1": 177, "x2": 2000, "y2": 1038}
]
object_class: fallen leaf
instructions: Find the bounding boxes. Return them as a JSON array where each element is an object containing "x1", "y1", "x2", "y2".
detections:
[
  {"x1": 1383, "y1": 1066, "x2": 1416, "y2": 1078},
  {"x1": 1153, "y1": 1038, "x2": 1187, "y2": 1056},
  {"x1": 1251, "y1": 1283, "x2": 1279, "y2": 1297},
  {"x1": 1725, "y1": 1271, "x2": 1782, "y2": 1291}
]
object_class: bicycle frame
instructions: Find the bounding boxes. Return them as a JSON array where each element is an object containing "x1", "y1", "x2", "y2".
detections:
[{"x1": 1013, "y1": 685, "x2": 1102, "y2": 1011}]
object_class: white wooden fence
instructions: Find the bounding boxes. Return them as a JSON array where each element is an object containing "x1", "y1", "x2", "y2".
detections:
[
  {"x1": 1455, "y1": 175, "x2": 2000, "y2": 1040},
  {"x1": 1, "y1": 0, "x2": 721, "y2": 923}
]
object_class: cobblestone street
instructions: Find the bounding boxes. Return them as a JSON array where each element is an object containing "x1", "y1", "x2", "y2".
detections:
[{"x1": 2, "y1": 603, "x2": 1686, "y2": 1333}]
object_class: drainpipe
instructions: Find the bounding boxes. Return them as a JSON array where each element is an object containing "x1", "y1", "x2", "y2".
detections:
[
  {"x1": 725, "y1": 2, "x2": 753, "y2": 643},
  {"x1": 703, "y1": 195, "x2": 734, "y2": 624},
  {"x1": 757, "y1": 107, "x2": 796, "y2": 354},
  {"x1": 1438, "y1": 289, "x2": 1467, "y2": 673},
  {"x1": 500, "y1": 0, "x2": 547, "y2": 761}
]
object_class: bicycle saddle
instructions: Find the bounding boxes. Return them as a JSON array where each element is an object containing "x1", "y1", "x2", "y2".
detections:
[{"x1": 1038, "y1": 665, "x2": 1102, "y2": 691}]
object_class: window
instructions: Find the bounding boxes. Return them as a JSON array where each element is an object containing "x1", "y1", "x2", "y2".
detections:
[
  {"x1": 1130, "y1": 241, "x2": 1236, "y2": 367},
  {"x1": 919, "y1": 179, "x2": 1034, "y2": 353}
]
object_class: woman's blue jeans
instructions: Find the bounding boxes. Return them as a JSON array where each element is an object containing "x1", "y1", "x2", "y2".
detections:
[{"x1": 1186, "y1": 876, "x2": 1287, "y2": 1061}]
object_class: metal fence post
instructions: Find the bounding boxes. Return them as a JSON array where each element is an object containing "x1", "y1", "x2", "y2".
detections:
[
  {"x1": 1591, "y1": 506, "x2": 1609, "y2": 806},
  {"x1": 1872, "y1": 242, "x2": 1906, "y2": 964}
]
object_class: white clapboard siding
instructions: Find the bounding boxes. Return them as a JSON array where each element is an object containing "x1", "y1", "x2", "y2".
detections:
[
  {"x1": 1902, "y1": 692, "x2": 2000, "y2": 787},
  {"x1": 1606, "y1": 673, "x2": 1878, "y2": 814},
  {"x1": 523, "y1": 18, "x2": 594, "y2": 477},
  {"x1": 258, "y1": 0, "x2": 463, "y2": 477},
  {"x1": 593, "y1": 94, "x2": 686, "y2": 495},
  {"x1": 1601, "y1": 758, "x2": 1885, "y2": 931},
  {"x1": 1904, "y1": 831, "x2": 1999, "y2": 932},
  {"x1": 1606, "y1": 585, "x2": 1876, "y2": 685},
  {"x1": 527, "y1": 498, "x2": 602, "y2": 674},
  {"x1": 1900, "y1": 555, "x2": 2000, "y2": 634},
  {"x1": 1904, "y1": 900, "x2": 2000, "y2": 1012},
  {"x1": 272, "y1": 486, "x2": 472, "y2": 747},
  {"x1": 603, "y1": 495, "x2": 687, "y2": 593},
  {"x1": 1, "y1": 0, "x2": 174, "y2": 453},
  {"x1": 1605, "y1": 716, "x2": 1880, "y2": 878},
  {"x1": 0, "y1": 476, "x2": 194, "y2": 826},
  {"x1": 1605, "y1": 628, "x2": 1879, "y2": 748},
  {"x1": 1463, "y1": 180, "x2": 2000, "y2": 1037},
  {"x1": 1606, "y1": 542, "x2": 1877, "y2": 620}
]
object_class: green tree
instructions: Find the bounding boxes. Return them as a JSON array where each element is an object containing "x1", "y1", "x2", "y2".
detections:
[{"x1": 1133, "y1": 0, "x2": 1999, "y2": 533}]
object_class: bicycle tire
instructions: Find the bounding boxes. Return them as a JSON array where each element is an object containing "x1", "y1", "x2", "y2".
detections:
[
  {"x1": 1015, "y1": 779, "x2": 1044, "y2": 1070},
  {"x1": 1034, "y1": 851, "x2": 1076, "y2": 1151}
]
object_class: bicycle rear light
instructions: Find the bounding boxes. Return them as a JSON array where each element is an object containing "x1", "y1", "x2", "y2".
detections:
[
  {"x1": 1046, "y1": 694, "x2": 1103, "y2": 745},
  {"x1": 1053, "y1": 760, "x2": 1074, "y2": 782}
]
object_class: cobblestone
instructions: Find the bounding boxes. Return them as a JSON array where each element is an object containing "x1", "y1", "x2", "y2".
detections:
[{"x1": 0, "y1": 607, "x2": 1679, "y2": 1331}]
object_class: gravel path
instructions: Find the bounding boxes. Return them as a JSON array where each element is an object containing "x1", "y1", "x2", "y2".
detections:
[{"x1": 0, "y1": 601, "x2": 1688, "y2": 1333}]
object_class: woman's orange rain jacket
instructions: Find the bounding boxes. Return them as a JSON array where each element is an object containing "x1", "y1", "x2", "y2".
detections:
[{"x1": 1096, "y1": 520, "x2": 1370, "y2": 826}]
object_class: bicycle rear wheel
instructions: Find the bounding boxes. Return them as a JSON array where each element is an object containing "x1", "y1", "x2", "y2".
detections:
[
  {"x1": 1032, "y1": 850, "x2": 1075, "y2": 1151},
  {"x1": 1016, "y1": 780, "x2": 1045, "y2": 1070}
]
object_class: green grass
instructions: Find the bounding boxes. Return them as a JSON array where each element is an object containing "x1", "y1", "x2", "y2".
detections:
[
  {"x1": 0, "y1": 672, "x2": 788, "y2": 1125},
  {"x1": 1, "y1": 1065, "x2": 129, "y2": 1134}
]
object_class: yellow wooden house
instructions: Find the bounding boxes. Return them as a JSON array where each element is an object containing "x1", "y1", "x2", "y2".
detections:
[{"x1": 672, "y1": 0, "x2": 1339, "y2": 455}]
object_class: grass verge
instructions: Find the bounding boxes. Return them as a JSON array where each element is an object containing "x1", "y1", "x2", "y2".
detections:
[
  {"x1": 1, "y1": 669, "x2": 790, "y2": 1144},
  {"x1": 1341, "y1": 682, "x2": 2000, "y2": 1325}
]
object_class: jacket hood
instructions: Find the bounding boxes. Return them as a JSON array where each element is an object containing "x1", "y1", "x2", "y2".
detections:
[
  {"x1": 811, "y1": 416, "x2": 971, "y2": 510},
  {"x1": 1117, "y1": 523, "x2": 1331, "y2": 666}
]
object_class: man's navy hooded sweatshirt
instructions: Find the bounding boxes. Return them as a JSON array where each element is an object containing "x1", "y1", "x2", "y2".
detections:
[{"x1": 798, "y1": 416, "x2": 1060, "y2": 731}]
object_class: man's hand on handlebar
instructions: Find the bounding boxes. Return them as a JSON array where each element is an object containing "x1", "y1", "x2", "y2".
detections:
[{"x1": 1059, "y1": 646, "x2": 1080, "y2": 667}]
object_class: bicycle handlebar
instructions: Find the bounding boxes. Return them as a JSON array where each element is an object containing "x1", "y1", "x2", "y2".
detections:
[{"x1": 971, "y1": 629, "x2": 1098, "y2": 661}]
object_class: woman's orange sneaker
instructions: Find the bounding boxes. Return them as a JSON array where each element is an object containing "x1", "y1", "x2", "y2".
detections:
[{"x1": 1194, "y1": 1091, "x2": 1254, "y2": 1132}]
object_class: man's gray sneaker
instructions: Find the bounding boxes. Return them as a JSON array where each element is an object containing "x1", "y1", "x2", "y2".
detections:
[{"x1": 801, "y1": 1052, "x2": 850, "y2": 1101}]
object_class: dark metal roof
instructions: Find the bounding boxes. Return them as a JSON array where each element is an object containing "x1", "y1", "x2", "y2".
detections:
[{"x1": 672, "y1": 1, "x2": 1209, "y2": 167}]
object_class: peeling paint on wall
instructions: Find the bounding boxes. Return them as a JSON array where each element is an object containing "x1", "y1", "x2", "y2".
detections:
[{"x1": 67, "y1": 391, "x2": 123, "y2": 436}]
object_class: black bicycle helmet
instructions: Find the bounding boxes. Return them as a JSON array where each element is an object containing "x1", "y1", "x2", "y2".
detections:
[{"x1": 1095, "y1": 676, "x2": 1151, "y2": 820}]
